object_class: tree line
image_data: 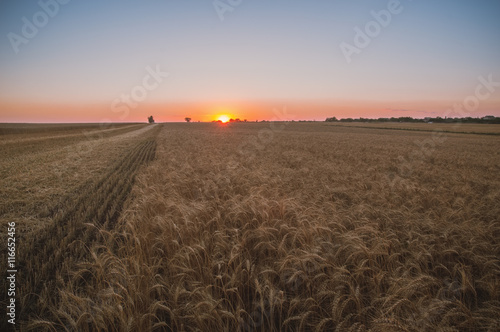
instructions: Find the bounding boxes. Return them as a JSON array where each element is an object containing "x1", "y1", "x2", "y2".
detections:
[{"x1": 325, "y1": 116, "x2": 500, "y2": 124}]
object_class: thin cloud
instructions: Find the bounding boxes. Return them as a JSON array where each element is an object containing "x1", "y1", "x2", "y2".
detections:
[{"x1": 387, "y1": 108, "x2": 437, "y2": 114}]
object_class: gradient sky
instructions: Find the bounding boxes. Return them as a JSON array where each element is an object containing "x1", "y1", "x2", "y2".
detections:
[{"x1": 1, "y1": 0, "x2": 499, "y2": 122}]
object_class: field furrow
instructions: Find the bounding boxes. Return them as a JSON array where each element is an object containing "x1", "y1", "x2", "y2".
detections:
[{"x1": 1, "y1": 127, "x2": 159, "y2": 326}]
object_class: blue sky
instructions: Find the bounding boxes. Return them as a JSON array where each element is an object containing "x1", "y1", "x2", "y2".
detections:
[{"x1": 0, "y1": 0, "x2": 499, "y2": 121}]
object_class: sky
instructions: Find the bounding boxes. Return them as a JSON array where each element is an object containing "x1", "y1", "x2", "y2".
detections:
[{"x1": 0, "y1": 0, "x2": 499, "y2": 122}]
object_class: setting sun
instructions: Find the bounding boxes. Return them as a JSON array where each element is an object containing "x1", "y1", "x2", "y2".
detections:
[{"x1": 217, "y1": 115, "x2": 230, "y2": 123}]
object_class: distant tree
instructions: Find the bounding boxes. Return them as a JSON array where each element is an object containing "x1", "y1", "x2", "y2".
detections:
[
  {"x1": 148, "y1": 115, "x2": 155, "y2": 123},
  {"x1": 340, "y1": 118, "x2": 354, "y2": 122},
  {"x1": 325, "y1": 117, "x2": 338, "y2": 122},
  {"x1": 185, "y1": 117, "x2": 192, "y2": 123}
]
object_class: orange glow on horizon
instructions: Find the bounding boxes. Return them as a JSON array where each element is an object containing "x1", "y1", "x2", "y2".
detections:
[
  {"x1": 1, "y1": 99, "x2": 499, "y2": 123},
  {"x1": 217, "y1": 115, "x2": 231, "y2": 123}
]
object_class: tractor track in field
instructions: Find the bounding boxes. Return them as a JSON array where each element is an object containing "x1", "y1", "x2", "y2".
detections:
[{"x1": 14, "y1": 126, "x2": 159, "y2": 323}]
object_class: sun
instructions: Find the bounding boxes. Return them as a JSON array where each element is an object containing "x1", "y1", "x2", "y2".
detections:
[{"x1": 217, "y1": 115, "x2": 230, "y2": 123}]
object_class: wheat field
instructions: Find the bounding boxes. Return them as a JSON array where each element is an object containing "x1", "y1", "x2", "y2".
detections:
[{"x1": 1, "y1": 122, "x2": 499, "y2": 331}]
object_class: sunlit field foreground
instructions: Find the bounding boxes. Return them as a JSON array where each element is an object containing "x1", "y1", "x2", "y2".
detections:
[{"x1": 1, "y1": 122, "x2": 499, "y2": 331}]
